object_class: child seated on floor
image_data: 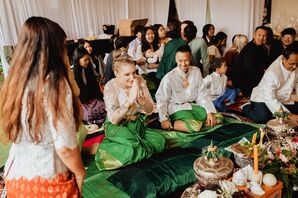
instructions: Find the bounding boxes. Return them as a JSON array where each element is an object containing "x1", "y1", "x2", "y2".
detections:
[{"x1": 204, "y1": 58, "x2": 240, "y2": 112}]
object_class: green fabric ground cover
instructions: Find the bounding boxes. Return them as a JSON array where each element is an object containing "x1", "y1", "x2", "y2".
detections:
[{"x1": 83, "y1": 122, "x2": 260, "y2": 198}]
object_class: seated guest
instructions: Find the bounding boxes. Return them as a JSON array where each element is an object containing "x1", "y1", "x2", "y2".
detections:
[
  {"x1": 79, "y1": 39, "x2": 106, "y2": 79},
  {"x1": 207, "y1": 31, "x2": 227, "y2": 63},
  {"x1": 128, "y1": 25, "x2": 144, "y2": 60},
  {"x1": 233, "y1": 26, "x2": 269, "y2": 97},
  {"x1": 155, "y1": 45, "x2": 219, "y2": 133},
  {"x1": 73, "y1": 47, "x2": 106, "y2": 126},
  {"x1": 152, "y1": 24, "x2": 171, "y2": 46},
  {"x1": 204, "y1": 58, "x2": 240, "y2": 112},
  {"x1": 202, "y1": 24, "x2": 215, "y2": 45},
  {"x1": 181, "y1": 21, "x2": 210, "y2": 77},
  {"x1": 95, "y1": 53, "x2": 165, "y2": 170},
  {"x1": 137, "y1": 26, "x2": 160, "y2": 72},
  {"x1": 156, "y1": 25, "x2": 186, "y2": 80},
  {"x1": 270, "y1": 27, "x2": 296, "y2": 64},
  {"x1": 243, "y1": 42, "x2": 298, "y2": 123},
  {"x1": 224, "y1": 34, "x2": 248, "y2": 80},
  {"x1": 104, "y1": 36, "x2": 129, "y2": 84},
  {"x1": 166, "y1": 17, "x2": 181, "y2": 39}
]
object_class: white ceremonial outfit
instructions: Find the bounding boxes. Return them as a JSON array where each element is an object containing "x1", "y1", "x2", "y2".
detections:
[
  {"x1": 155, "y1": 66, "x2": 216, "y2": 122},
  {"x1": 203, "y1": 72, "x2": 227, "y2": 101},
  {"x1": 250, "y1": 55, "x2": 298, "y2": 113}
]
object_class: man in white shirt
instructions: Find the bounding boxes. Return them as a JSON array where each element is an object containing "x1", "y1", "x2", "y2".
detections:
[
  {"x1": 243, "y1": 42, "x2": 298, "y2": 123},
  {"x1": 127, "y1": 25, "x2": 143, "y2": 60},
  {"x1": 155, "y1": 45, "x2": 218, "y2": 133}
]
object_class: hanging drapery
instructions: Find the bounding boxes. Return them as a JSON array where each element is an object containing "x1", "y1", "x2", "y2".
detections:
[
  {"x1": 128, "y1": 0, "x2": 169, "y2": 26},
  {"x1": 0, "y1": 0, "x2": 169, "y2": 78},
  {"x1": 175, "y1": 0, "x2": 264, "y2": 45},
  {"x1": 262, "y1": 0, "x2": 272, "y2": 25},
  {"x1": 205, "y1": 0, "x2": 212, "y2": 24}
]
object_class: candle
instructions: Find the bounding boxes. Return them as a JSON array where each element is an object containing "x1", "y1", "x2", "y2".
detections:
[
  {"x1": 259, "y1": 128, "x2": 265, "y2": 146},
  {"x1": 254, "y1": 145, "x2": 258, "y2": 175},
  {"x1": 251, "y1": 132, "x2": 257, "y2": 144}
]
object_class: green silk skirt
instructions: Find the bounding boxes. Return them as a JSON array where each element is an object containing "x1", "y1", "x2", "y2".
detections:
[
  {"x1": 169, "y1": 104, "x2": 210, "y2": 133},
  {"x1": 95, "y1": 116, "x2": 166, "y2": 171}
]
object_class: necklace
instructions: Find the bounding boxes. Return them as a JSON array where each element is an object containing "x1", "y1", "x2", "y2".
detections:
[
  {"x1": 182, "y1": 76, "x2": 190, "y2": 88},
  {"x1": 181, "y1": 68, "x2": 190, "y2": 88}
]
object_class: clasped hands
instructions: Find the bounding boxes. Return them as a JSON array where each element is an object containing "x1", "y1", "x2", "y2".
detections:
[{"x1": 127, "y1": 77, "x2": 147, "y2": 106}]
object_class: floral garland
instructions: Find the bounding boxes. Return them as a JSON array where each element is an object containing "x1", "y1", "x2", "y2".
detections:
[{"x1": 261, "y1": 130, "x2": 298, "y2": 198}]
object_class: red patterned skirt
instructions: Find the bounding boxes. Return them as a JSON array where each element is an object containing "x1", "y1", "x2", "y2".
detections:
[{"x1": 5, "y1": 173, "x2": 78, "y2": 198}]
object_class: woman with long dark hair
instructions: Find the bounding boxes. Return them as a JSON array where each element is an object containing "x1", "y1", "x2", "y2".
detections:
[
  {"x1": 202, "y1": 24, "x2": 215, "y2": 45},
  {"x1": 73, "y1": 47, "x2": 106, "y2": 126},
  {"x1": 0, "y1": 16, "x2": 85, "y2": 197}
]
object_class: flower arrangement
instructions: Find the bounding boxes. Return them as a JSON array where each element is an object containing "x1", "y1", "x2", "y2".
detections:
[
  {"x1": 273, "y1": 110, "x2": 289, "y2": 119},
  {"x1": 201, "y1": 141, "x2": 222, "y2": 161},
  {"x1": 261, "y1": 135, "x2": 298, "y2": 198}
]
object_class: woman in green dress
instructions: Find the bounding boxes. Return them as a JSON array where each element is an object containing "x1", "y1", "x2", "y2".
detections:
[{"x1": 95, "y1": 52, "x2": 165, "y2": 171}]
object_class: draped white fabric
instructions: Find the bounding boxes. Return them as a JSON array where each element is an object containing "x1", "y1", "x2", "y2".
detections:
[
  {"x1": 175, "y1": 0, "x2": 207, "y2": 34},
  {"x1": 0, "y1": 0, "x2": 266, "y2": 77},
  {"x1": 0, "y1": 0, "x2": 128, "y2": 44},
  {"x1": 175, "y1": 0, "x2": 265, "y2": 47},
  {"x1": 0, "y1": 0, "x2": 168, "y2": 77},
  {"x1": 128, "y1": 0, "x2": 169, "y2": 26}
]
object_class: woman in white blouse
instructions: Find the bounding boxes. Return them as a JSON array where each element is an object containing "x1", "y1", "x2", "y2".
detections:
[
  {"x1": 0, "y1": 17, "x2": 85, "y2": 197},
  {"x1": 95, "y1": 52, "x2": 165, "y2": 171}
]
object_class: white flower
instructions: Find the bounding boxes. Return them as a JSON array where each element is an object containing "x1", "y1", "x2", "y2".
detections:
[
  {"x1": 268, "y1": 151, "x2": 275, "y2": 160},
  {"x1": 280, "y1": 154, "x2": 288, "y2": 163}
]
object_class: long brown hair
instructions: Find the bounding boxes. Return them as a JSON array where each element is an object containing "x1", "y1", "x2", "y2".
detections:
[{"x1": 0, "y1": 17, "x2": 82, "y2": 143}]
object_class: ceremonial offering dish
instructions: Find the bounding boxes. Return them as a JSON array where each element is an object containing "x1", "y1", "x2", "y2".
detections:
[
  {"x1": 266, "y1": 106, "x2": 297, "y2": 137},
  {"x1": 193, "y1": 142, "x2": 234, "y2": 186}
]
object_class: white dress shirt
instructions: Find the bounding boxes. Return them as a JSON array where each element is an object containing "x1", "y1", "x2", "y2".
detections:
[
  {"x1": 204, "y1": 72, "x2": 227, "y2": 101},
  {"x1": 250, "y1": 55, "x2": 298, "y2": 113},
  {"x1": 128, "y1": 38, "x2": 142, "y2": 59},
  {"x1": 155, "y1": 66, "x2": 216, "y2": 122}
]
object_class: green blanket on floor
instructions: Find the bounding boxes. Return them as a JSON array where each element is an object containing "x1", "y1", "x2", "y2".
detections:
[{"x1": 83, "y1": 121, "x2": 263, "y2": 198}]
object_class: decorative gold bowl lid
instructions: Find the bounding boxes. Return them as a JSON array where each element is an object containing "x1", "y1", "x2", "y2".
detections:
[
  {"x1": 193, "y1": 156, "x2": 234, "y2": 186},
  {"x1": 266, "y1": 118, "x2": 297, "y2": 136}
]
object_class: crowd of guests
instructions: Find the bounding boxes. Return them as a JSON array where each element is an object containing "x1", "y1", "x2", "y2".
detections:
[{"x1": 1, "y1": 16, "x2": 298, "y2": 197}]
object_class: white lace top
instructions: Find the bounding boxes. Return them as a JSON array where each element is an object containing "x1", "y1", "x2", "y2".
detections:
[
  {"x1": 104, "y1": 77, "x2": 154, "y2": 123},
  {"x1": 4, "y1": 80, "x2": 78, "y2": 180}
]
